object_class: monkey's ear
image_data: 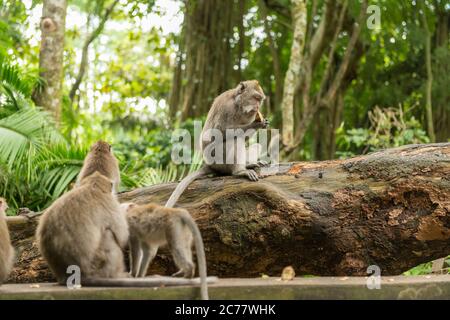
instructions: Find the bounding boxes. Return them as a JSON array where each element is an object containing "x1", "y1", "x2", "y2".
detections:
[{"x1": 237, "y1": 81, "x2": 246, "y2": 94}]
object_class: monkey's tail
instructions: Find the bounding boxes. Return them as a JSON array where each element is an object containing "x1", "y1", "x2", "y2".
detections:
[
  {"x1": 165, "y1": 166, "x2": 212, "y2": 208},
  {"x1": 81, "y1": 276, "x2": 212, "y2": 287},
  {"x1": 179, "y1": 211, "x2": 210, "y2": 300}
]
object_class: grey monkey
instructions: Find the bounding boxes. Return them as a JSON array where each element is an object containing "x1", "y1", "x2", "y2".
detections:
[{"x1": 165, "y1": 80, "x2": 269, "y2": 208}]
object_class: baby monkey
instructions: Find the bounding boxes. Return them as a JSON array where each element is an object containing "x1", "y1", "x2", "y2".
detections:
[
  {"x1": 0, "y1": 198, "x2": 14, "y2": 285},
  {"x1": 123, "y1": 202, "x2": 211, "y2": 300}
]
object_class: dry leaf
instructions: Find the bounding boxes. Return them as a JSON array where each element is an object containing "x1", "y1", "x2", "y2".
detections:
[{"x1": 281, "y1": 266, "x2": 295, "y2": 281}]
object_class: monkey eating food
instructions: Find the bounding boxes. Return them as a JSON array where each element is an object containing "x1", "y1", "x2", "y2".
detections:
[{"x1": 165, "y1": 80, "x2": 269, "y2": 208}]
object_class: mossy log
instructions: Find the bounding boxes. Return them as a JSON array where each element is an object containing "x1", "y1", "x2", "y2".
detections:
[{"x1": 6, "y1": 143, "x2": 450, "y2": 283}]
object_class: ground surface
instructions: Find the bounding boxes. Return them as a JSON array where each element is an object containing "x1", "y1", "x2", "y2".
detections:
[{"x1": 1, "y1": 275, "x2": 449, "y2": 299}]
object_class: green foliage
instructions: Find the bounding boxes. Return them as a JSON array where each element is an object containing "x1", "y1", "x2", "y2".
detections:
[
  {"x1": 0, "y1": 107, "x2": 70, "y2": 211},
  {"x1": 404, "y1": 256, "x2": 450, "y2": 276},
  {"x1": 137, "y1": 151, "x2": 203, "y2": 186},
  {"x1": 0, "y1": 54, "x2": 41, "y2": 116},
  {"x1": 336, "y1": 106, "x2": 430, "y2": 158},
  {"x1": 403, "y1": 261, "x2": 433, "y2": 276}
]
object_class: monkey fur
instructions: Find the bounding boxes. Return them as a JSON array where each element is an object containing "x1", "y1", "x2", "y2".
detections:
[
  {"x1": 38, "y1": 141, "x2": 214, "y2": 289},
  {"x1": 0, "y1": 198, "x2": 14, "y2": 285},
  {"x1": 77, "y1": 140, "x2": 121, "y2": 193},
  {"x1": 37, "y1": 172, "x2": 130, "y2": 284},
  {"x1": 123, "y1": 202, "x2": 213, "y2": 300},
  {"x1": 165, "y1": 80, "x2": 269, "y2": 208}
]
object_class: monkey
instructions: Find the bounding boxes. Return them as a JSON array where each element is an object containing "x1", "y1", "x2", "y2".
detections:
[
  {"x1": 77, "y1": 140, "x2": 121, "y2": 193},
  {"x1": 37, "y1": 172, "x2": 130, "y2": 284},
  {"x1": 37, "y1": 171, "x2": 216, "y2": 289},
  {"x1": 0, "y1": 198, "x2": 14, "y2": 285},
  {"x1": 122, "y1": 202, "x2": 212, "y2": 300},
  {"x1": 165, "y1": 80, "x2": 269, "y2": 208}
]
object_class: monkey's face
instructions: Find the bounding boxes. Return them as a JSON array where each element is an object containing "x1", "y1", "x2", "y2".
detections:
[{"x1": 235, "y1": 81, "x2": 265, "y2": 119}]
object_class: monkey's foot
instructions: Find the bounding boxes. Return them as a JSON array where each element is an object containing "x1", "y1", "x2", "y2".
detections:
[
  {"x1": 234, "y1": 169, "x2": 259, "y2": 181},
  {"x1": 246, "y1": 160, "x2": 269, "y2": 169}
]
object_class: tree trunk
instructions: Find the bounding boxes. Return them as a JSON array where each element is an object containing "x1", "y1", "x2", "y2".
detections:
[
  {"x1": 420, "y1": 4, "x2": 436, "y2": 143},
  {"x1": 280, "y1": 0, "x2": 307, "y2": 149},
  {"x1": 32, "y1": 0, "x2": 67, "y2": 123},
  {"x1": 7, "y1": 143, "x2": 450, "y2": 283},
  {"x1": 175, "y1": 0, "x2": 237, "y2": 121},
  {"x1": 433, "y1": 6, "x2": 449, "y2": 142},
  {"x1": 259, "y1": 0, "x2": 283, "y2": 109}
]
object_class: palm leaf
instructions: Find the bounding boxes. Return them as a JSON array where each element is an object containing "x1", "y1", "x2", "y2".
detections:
[
  {"x1": 0, "y1": 54, "x2": 34, "y2": 100},
  {"x1": 137, "y1": 151, "x2": 204, "y2": 186},
  {"x1": 0, "y1": 108, "x2": 65, "y2": 169},
  {"x1": 35, "y1": 143, "x2": 86, "y2": 201}
]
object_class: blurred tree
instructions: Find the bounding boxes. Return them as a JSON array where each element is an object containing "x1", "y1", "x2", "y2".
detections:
[
  {"x1": 420, "y1": 1, "x2": 436, "y2": 142},
  {"x1": 32, "y1": 0, "x2": 67, "y2": 123},
  {"x1": 68, "y1": 0, "x2": 120, "y2": 103},
  {"x1": 170, "y1": 0, "x2": 242, "y2": 121},
  {"x1": 280, "y1": 0, "x2": 306, "y2": 150}
]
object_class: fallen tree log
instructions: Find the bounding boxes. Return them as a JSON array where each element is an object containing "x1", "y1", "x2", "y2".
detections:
[{"x1": 7, "y1": 143, "x2": 450, "y2": 283}]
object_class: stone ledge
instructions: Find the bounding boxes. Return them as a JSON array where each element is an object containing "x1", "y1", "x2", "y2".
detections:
[{"x1": 1, "y1": 275, "x2": 449, "y2": 300}]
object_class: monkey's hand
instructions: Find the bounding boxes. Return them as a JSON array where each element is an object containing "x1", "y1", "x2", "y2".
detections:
[{"x1": 254, "y1": 118, "x2": 269, "y2": 129}]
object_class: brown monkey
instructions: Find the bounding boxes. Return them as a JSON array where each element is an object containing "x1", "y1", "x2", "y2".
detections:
[
  {"x1": 38, "y1": 172, "x2": 212, "y2": 288},
  {"x1": 0, "y1": 198, "x2": 14, "y2": 285},
  {"x1": 123, "y1": 202, "x2": 213, "y2": 300},
  {"x1": 165, "y1": 80, "x2": 269, "y2": 207},
  {"x1": 37, "y1": 172, "x2": 130, "y2": 284},
  {"x1": 77, "y1": 140, "x2": 121, "y2": 193}
]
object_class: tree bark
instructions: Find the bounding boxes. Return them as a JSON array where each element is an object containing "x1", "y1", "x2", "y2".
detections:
[
  {"x1": 259, "y1": 0, "x2": 283, "y2": 108},
  {"x1": 420, "y1": 4, "x2": 436, "y2": 143},
  {"x1": 7, "y1": 143, "x2": 450, "y2": 283},
  {"x1": 32, "y1": 0, "x2": 67, "y2": 123},
  {"x1": 280, "y1": 0, "x2": 307, "y2": 149},
  {"x1": 174, "y1": 0, "x2": 237, "y2": 121},
  {"x1": 293, "y1": 0, "x2": 367, "y2": 151}
]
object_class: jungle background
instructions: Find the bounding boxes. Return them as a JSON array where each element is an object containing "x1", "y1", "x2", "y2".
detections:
[{"x1": 0, "y1": 0, "x2": 448, "y2": 274}]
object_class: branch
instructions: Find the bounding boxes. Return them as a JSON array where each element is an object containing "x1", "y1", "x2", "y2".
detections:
[
  {"x1": 316, "y1": 0, "x2": 348, "y2": 101},
  {"x1": 280, "y1": 0, "x2": 307, "y2": 149},
  {"x1": 259, "y1": 0, "x2": 283, "y2": 107},
  {"x1": 69, "y1": 0, "x2": 120, "y2": 102},
  {"x1": 321, "y1": 0, "x2": 367, "y2": 106}
]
